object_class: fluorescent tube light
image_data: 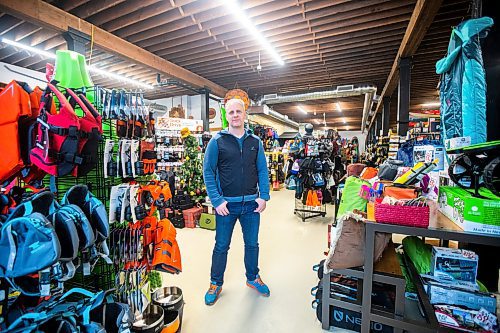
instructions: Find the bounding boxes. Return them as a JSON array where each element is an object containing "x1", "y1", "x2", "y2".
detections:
[
  {"x1": 1, "y1": 37, "x2": 154, "y2": 90},
  {"x1": 343, "y1": 118, "x2": 346, "y2": 124},
  {"x1": 421, "y1": 102, "x2": 441, "y2": 107},
  {"x1": 297, "y1": 105, "x2": 307, "y2": 114},
  {"x1": 222, "y1": 0, "x2": 284, "y2": 66},
  {"x1": 1, "y1": 38, "x2": 56, "y2": 59},
  {"x1": 336, "y1": 102, "x2": 342, "y2": 112}
]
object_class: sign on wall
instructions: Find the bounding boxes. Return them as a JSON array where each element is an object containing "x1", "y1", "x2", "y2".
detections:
[{"x1": 156, "y1": 117, "x2": 203, "y2": 131}]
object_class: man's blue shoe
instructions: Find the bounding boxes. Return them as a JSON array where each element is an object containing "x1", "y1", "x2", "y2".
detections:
[
  {"x1": 205, "y1": 282, "x2": 222, "y2": 305},
  {"x1": 246, "y1": 275, "x2": 270, "y2": 297}
]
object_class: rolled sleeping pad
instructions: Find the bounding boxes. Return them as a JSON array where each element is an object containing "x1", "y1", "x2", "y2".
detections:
[{"x1": 153, "y1": 286, "x2": 184, "y2": 332}]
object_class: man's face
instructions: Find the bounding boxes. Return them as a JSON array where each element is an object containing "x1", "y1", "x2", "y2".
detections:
[{"x1": 226, "y1": 100, "x2": 246, "y2": 128}]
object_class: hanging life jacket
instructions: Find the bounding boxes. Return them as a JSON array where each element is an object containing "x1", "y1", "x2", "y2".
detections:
[
  {"x1": 65, "y1": 89, "x2": 103, "y2": 176},
  {"x1": 62, "y1": 185, "x2": 111, "y2": 266},
  {"x1": 0, "y1": 81, "x2": 33, "y2": 184},
  {"x1": 0, "y1": 212, "x2": 61, "y2": 289},
  {"x1": 152, "y1": 218, "x2": 182, "y2": 274},
  {"x1": 30, "y1": 83, "x2": 81, "y2": 177}
]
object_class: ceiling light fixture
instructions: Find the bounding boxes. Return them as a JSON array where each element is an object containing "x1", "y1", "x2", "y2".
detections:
[
  {"x1": 0, "y1": 37, "x2": 155, "y2": 90},
  {"x1": 297, "y1": 105, "x2": 308, "y2": 114},
  {"x1": 343, "y1": 118, "x2": 346, "y2": 124},
  {"x1": 421, "y1": 102, "x2": 441, "y2": 107},
  {"x1": 222, "y1": 0, "x2": 285, "y2": 66},
  {"x1": 336, "y1": 102, "x2": 342, "y2": 112}
]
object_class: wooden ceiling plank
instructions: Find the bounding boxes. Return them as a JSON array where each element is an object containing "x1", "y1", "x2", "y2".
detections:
[
  {"x1": 72, "y1": 0, "x2": 126, "y2": 19},
  {"x1": 101, "y1": 2, "x2": 175, "y2": 33},
  {"x1": 368, "y1": 0, "x2": 444, "y2": 131},
  {"x1": 87, "y1": 0, "x2": 161, "y2": 26},
  {"x1": 0, "y1": 0, "x2": 228, "y2": 97}
]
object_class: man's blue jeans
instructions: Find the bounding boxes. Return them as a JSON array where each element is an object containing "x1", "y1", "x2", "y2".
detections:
[{"x1": 210, "y1": 201, "x2": 260, "y2": 286}]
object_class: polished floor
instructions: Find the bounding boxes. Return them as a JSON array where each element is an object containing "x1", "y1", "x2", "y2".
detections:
[{"x1": 166, "y1": 189, "x2": 351, "y2": 333}]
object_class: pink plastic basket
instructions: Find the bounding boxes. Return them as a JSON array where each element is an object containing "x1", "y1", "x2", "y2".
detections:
[{"x1": 375, "y1": 203, "x2": 430, "y2": 228}]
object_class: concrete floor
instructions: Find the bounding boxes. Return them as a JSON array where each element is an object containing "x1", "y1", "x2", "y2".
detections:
[{"x1": 165, "y1": 189, "x2": 352, "y2": 333}]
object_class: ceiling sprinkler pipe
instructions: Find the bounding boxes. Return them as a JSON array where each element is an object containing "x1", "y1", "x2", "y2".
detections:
[{"x1": 257, "y1": 85, "x2": 377, "y2": 105}]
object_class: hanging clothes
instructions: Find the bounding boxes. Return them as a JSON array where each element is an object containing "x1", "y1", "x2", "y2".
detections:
[{"x1": 436, "y1": 16, "x2": 493, "y2": 145}]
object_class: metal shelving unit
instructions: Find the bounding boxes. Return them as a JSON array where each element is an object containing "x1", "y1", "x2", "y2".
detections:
[{"x1": 357, "y1": 214, "x2": 500, "y2": 333}]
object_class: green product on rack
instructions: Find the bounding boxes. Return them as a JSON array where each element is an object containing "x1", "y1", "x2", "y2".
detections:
[
  {"x1": 53, "y1": 50, "x2": 95, "y2": 102},
  {"x1": 220, "y1": 105, "x2": 228, "y2": 129}
]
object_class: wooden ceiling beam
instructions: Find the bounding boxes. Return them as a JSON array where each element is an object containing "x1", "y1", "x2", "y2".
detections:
[
  {"x1": 368, "y1": 0, "x2": 444, "y2": 131},
  {"x1": 0, "y1": 0, "x2": 228, "y2": 97},
  {"x1": 101, "y1": 2, "x2": 176, "y2": 33},
  {"x1": 86, "y1": 0, "x2": 161, "y2": 26},
  {"x1": 305, "y1": 0, "x2": 394, "y2": 21},
  {"x1": 170, "y1": 22, "x2": 405, "y2": 69},
  {"x1": 71, "y1": 0, "x2": 126, "y2": 19}
]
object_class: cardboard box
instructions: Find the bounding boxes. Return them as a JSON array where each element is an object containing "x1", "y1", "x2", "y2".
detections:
[
  {"x1": 438, "y1": 186, "x2": 500, "y2": 235},
  {"x1": 444, "y1": 136, "x2": 471, "y2": 151},
  {"x1": 424, "y1": 279, "x2": 496, "y2": 314},
  {"x1": 431, "y1": 246, "x2": 478, "y2": 283}
]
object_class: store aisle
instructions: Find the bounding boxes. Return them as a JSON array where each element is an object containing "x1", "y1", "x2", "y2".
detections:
[{"x1": 166, "y1": 189, "x2": 351, "y2": 333}]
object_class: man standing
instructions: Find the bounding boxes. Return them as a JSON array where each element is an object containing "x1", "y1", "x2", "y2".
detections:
[{"x1": 203, "y1": 97, "x2": 270, "y2": 305}]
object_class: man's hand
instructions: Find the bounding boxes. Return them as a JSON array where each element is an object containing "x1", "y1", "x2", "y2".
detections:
[
  {"x1": 254, "y1": 198, "x2": 267, "y2": 213},
  {"x1": 215, "y1": 201, "x2": 229, "y2": 216}
]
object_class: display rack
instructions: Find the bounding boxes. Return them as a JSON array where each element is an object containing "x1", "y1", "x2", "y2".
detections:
[
  {"x1": 354, "y1": 214, "x2": 499, "y2": 333},
  {"x1": 294, "y1": 198, "x2": 326, "y2": 222}
]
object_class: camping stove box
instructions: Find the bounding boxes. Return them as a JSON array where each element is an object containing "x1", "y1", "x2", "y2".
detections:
[
  {"x1": 430, "y1": 246, "x2": 478, "y2": 283},
  {"x1": 438, "y1": 186, "x2": 500, "y2": 235}
]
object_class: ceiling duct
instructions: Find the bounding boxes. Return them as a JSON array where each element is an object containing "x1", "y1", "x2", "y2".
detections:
[
  {"x1": 247, "y1": 105, "x2": 299, "y2": 129},
  {"x1": 258, "y1": 85, "x2": 376, "y2": 105},
  {"x1": 257, "y1": 85, "x2": 377, "y2": 131}
]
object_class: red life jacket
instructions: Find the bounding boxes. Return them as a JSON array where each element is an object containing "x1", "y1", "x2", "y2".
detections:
[
  {"x1": 30, "y1": 83, "x2": 81, "y2": 177},
  {"x1": 0, "y1": 81, "x2": 32, "y2": 184},
  {"x1": 65, "y1": 89, "x2": 102, "y2": 177}
]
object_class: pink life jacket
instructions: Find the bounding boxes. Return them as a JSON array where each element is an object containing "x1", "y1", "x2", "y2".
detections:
[
  {"x1": 30, "y1": 83, "x2": 81, "y2": 177},
  {"x1": 65, "y1": 89, "x2": 102, "y2": 176}
]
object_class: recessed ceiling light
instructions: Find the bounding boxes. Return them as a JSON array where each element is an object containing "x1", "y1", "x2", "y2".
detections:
[{"x1": 222, "y1": 0, "x2": 284, "y2": 66}]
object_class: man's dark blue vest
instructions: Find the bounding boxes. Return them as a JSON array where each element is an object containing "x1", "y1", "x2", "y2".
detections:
[{"x1": 216, "y1": 133, "x2": 260, "y2": 198}]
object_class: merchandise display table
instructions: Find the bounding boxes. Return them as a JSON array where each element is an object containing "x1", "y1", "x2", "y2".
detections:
[{"x1": 360, "y1": 213, "x2": 500, "y2": 333}]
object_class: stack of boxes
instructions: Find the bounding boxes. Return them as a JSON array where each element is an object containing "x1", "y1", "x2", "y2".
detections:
[{"x1": 423, "y1": 247, "x2": 497, "y2": 332}]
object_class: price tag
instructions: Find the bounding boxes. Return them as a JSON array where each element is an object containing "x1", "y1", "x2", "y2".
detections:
[{"x1": 473, "y1": 307, "x2": 497, "y2": 331}]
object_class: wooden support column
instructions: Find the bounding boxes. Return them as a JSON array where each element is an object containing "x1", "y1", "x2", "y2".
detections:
[
  {"x1": 366, "y1": 0, "x2": 443, "y2": 132},
  {"x1": 397, "y1": 57, "x2": 411, "y2": 136},
  {"x1": 382, "y1": 96, "x2": 391, "y2": 136}
]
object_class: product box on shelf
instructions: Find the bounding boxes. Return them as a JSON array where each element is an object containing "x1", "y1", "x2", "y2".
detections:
[
  {"x1": 430, "y1": 247, "x2": 478, "y2": 283},
  {"x1": 434, "y1": 304, "x2": 498, "y2": 333},
  {"x1": 423, "y1": 279, "x2": 496, "y2": 314},
  {"x1": 444, "y1": 136, "x2": 471, "y2": 151},
  {"x1": 438, "y1": 186, "x2": 500, "y2": 235}
]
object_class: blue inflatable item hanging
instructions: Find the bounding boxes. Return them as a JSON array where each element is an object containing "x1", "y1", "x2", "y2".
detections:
[{"x1": 436, "y1": 16, "x2": 493, "y2": 145}]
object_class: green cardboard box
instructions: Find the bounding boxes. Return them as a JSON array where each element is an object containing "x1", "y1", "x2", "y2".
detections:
[{"x1": 438, "y1": 186, "x2": 500, "y2": 235}]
